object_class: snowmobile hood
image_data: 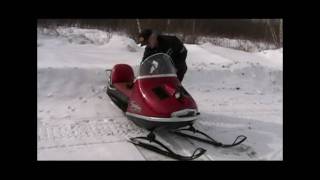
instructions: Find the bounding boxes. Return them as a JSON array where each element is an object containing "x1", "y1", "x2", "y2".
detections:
[
  {"x1": 137, "y1": 77, "x2": 198, "y2": 117},
  {"x1": 133, "y1": 53, "x2": 198, "y2": 118}
]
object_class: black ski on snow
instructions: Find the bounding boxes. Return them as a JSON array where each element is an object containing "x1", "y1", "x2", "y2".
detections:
[
  {"x1": 129, "y1": 132, "x2": 206, "y2": 161},
  {"x1": 129, "y1": 125, "x2": 247, "y2": 161},
  {"x1": 173, "y1": 125, "x2": 247, "y2": 148}
]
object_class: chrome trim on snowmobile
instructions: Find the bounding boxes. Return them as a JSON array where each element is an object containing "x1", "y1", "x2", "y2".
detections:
[
  {"x1": 105, "y1": 69, "x2": 114, "y2": 89},
  {"x1": 171, "y1": 109, "x2": 198, "y2": 117},
  {"x1": 126, "y1": 112, "x2": 199, "y2": 122},
  {"x1": 109, "y1": 86, "x2": 117, "y2": 90},
  {"x1": 136, "y1": 74, "x2": 177, "y2": 80}
]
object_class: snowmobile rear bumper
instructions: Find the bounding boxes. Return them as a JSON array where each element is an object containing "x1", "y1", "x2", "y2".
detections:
[{"x1": 126, "y1": 112, "x2": 198, "y2": 130}]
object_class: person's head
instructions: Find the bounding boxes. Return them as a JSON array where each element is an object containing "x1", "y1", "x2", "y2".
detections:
[{"x1": 138, "y1": 29, "x2": 159, "y2": 48}]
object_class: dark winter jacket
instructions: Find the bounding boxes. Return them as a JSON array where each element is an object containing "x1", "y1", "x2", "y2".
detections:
[{"x1": 142, "y1": 35, "x2": 188, "y2": 71}]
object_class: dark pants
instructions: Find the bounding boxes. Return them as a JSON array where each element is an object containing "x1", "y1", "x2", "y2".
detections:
[
  {"x1": 175, "y1": 51, "x2": 188, "y2": 82},
  {"x1": 177, "y1": 66, "x2": 187, "y2": 82}
]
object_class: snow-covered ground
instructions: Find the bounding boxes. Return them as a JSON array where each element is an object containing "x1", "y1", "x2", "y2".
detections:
[{"x1": 37, "y1": 27, "x2": 283, "y2": 160}]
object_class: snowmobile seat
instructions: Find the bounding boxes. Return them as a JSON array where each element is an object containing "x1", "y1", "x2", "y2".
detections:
[{"x1": 111, "y1": 64, "x2": 134, "y2": 84}]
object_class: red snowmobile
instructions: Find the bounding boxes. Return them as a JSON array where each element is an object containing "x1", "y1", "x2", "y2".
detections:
[{"x1": 106, "y1": 53, "x2": 246, "y2": 160}]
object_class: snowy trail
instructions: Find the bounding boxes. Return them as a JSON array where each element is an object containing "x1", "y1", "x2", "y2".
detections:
[
  {"x1": 37, "y1": 28, "x2": 282, "y2": 160},
  {"x1": 37, "y1": 67, "x2": 148, "y2": 160}
]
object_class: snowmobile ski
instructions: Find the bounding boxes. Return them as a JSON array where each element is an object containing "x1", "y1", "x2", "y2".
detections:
[
  {"x1": 129, "y1": 132, "x2": 206, "y2": 161},
  {"x1": 173, "y1": 125, "x2": 247, "y2": 148}
]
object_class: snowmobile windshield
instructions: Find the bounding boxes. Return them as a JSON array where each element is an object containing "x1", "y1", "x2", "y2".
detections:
[{"x1": 139, "y1": 53, "x2": 176, "y2": 77}]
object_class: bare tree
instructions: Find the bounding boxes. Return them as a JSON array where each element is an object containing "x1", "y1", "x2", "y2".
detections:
[
  {"x1": 192, "y1": 19, "x2": 196, "y2": 34},
  {"x1": 267, "y1": 19, "x2": 279, "y2": 47},
  {"x1": 166, "y1": 19, "x2": 170, "y2": 32},
  {"x1": 279, "y1": 19, "x2": 283, "y2": 47},
  {"x1": 136, "y1": 19, "x2": 141, "y2": 33}
]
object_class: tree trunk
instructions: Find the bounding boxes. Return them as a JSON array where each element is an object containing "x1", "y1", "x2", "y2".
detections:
[
  {"x1": 279, "y1": 19, "x2": 283, "y2": 47},
  {"x1": 192, "y1": 19, "x2": 196, "y2": 34},
  {"x1": 267, "y1": 19, "x2": 278, "y2": 47},
  {"x1": 166, "y1": 19, "x2": 170, "y2": 32},
  {"x1": 136, "y1": 19, "x2": 141, "y2": 33}
]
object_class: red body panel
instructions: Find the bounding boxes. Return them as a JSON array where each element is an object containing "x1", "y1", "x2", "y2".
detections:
[
  {"x1": 109, "y1": 62, "x2": 197, "y2": 120},
  {"x1": 126, "y1": 77, "x2": 197, "y2": 118}
]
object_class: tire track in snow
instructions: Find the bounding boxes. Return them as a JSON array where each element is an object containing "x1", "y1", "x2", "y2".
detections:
[{"x1": 38, "y1": 116, "x2": 149, "y2": 150}]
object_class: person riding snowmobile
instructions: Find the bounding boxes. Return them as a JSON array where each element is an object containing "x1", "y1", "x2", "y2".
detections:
[{"x1": 138, "y1": 29, "x2": 188, "y2": 82}]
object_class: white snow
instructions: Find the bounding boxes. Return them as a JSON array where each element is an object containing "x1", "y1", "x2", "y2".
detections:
[
  {"x1": 37, "y1": 27, "x2": 283, "y2": 160},
  {"x1": 196, "y1": 36, "x2": 277, "y2": 52}
]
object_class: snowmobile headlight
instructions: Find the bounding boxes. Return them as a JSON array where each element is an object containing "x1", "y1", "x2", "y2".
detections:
[{"x1": 174, "y1": 91, "x2": 181, "y2": 99}]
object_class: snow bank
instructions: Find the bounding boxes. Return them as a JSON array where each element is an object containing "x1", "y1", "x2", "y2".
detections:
[
  {"x1": 38, "y1": 27, "x2": 141, "y2": 53},
  {"x1": 195, "y1": 43, "x2": 282, "y2": 70},
  {"x1": 196, "y1": 36, "x2": 277, "y2": 52},
  {"x1": 254, "y1": 48, "x2": 283, "y2": 67},
  {"x1": 38, "y1": 27, "x2": 112, "y2": 45},
  {"x1": 37, "y1": 27, "x2": 144, "y2": 68}
]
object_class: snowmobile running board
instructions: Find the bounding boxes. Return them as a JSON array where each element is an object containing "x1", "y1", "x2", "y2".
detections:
[
  {"x1": 129, "y1": 132, "x2": 206, "y2": 161},
  {"x1": 173, "y1": 125, "x2": 247, "y2": 148}
]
